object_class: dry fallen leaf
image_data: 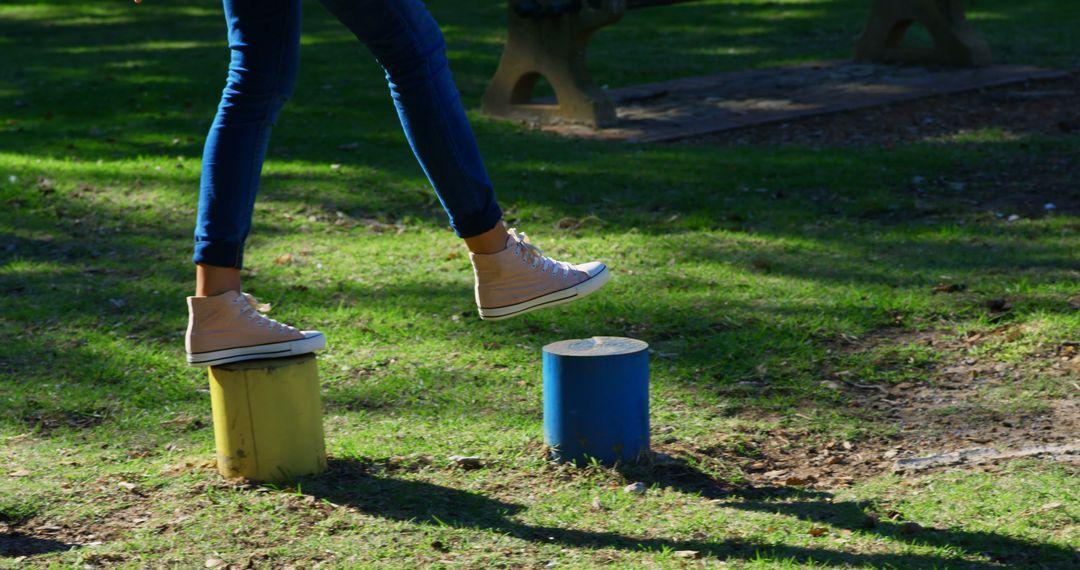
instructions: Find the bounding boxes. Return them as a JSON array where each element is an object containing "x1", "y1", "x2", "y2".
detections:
[
  {"x1": 448, "y1": 455, "x2": 483, "y2": 470},
  {"x1": 932, "y1": 283, "x2": 966, "y2": 294},
  {"x1": 274, "y1": 253, "x2": 294, "y2": 265},
  {"x1": 900, "y1": 521, "x2": 923, "y2": 535},
  {"x1": 784, "y1": 476, "x2": 811, "y2": 487},
  {"x1": 1032, "y1": 501, "x2": 1064, "y2": 514},
  {"x1": 555, "y1": 217, "x2": 580, "y2": 229}
]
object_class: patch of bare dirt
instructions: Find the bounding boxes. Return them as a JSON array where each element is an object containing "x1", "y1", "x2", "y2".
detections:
[
  {"x1": 694, "y1": 71, "x2": 1080, "y2": 148},
  {"x1": 835, "y1": 328, "x2": 1078, "y2": 445},
  {"x1": 656, "y1": 327, "x2": 1079, "y2": 490},
  {"x1": 688, "y1": 72, "x2": 1080, "y2": 219},
  {"x1": 1, "y1": 475, "x2": 179, "y2": 561}
]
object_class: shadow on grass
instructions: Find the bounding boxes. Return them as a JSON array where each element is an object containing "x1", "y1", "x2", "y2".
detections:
[
  {"x1": 0, "y1": 0, "x2": 865, "y2": 146},
  {"x1": 2, "y1": 2, "x2": 1078, "y2": 447},
  {"x1": 0, "y1": 533, "x2": 75, "y2": 557},
  {"x1": 721, "y1": 499, "x2": 1079, "y2": 568},
  {"x1": 298, "y1": 457, "x2": 1077, "y2": 568},
  {"x1": 1, "y1": 232, "x2": 1072, "y2": 435},
  {"x1": 4, "y1": 0, "x2": 1077, "y2": 172},
  {"x1": 621, "y1": 455, "x2": 1077, "y2": 567}
]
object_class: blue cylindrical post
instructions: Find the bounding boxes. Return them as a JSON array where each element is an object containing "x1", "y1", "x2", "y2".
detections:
[{"x1": 543, "y1": 336, "x2": 649, "y2": 465}]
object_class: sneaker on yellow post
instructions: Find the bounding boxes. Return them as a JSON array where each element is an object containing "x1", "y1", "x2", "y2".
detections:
[{"x1": 186, "y1": 290, "x2": 325, "y2": 367}]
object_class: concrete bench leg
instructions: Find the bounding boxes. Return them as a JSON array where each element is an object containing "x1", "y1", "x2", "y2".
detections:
[
  {"x1": 855, "y1": 0, "x2": 991, "y2": 66},
  {"x1": 482, "y1": 1, "x2": 625, "y2": 127}
]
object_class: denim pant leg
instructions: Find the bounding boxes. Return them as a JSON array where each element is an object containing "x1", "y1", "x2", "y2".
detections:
[
  {"x1": 194, "y1": 0, "x2": 302, "y2": 268},
  {"x1": 318, "y1": 0, "x2": 503, "y2": 238}
]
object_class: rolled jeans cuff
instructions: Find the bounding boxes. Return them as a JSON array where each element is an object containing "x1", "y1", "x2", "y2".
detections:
[
  {"x1": 193, "y1": 239, "x2": 245, "y2": 269},
  {"x1": 453, "y1": 203, "x2": 504, "y2": 239}
]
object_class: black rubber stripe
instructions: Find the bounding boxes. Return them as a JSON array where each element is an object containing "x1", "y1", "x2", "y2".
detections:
[
  {"x1": 188, "y1": 347, "x2": 292, "y2": 364},
  {"x1": 188, "y1": 334, "x2": 323, "y2": 356}
]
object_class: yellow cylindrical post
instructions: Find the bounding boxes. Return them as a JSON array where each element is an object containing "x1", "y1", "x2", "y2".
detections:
[{"x1": 208, "y1": 354, "x2": 327, "y2": 482}]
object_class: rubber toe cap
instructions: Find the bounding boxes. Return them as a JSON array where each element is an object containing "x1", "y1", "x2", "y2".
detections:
[{"x1": 578, "y1": 261, "x2": 607, "y2": 277}]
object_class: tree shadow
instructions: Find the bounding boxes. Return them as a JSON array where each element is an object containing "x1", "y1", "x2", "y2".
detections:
[
  {"x1": 721, "y1": 497, "x2": 1080, "y2": 568},
  {"x1": 5, "y1": 0, "x2": 1076, "y2": 168},
  {"x1": 1, "y1": 238, "x2": 1070, "y2": 438},
  {"x1": 297, "y1": 456, "x2": 1077, "y2": 568},
  {"x1": 3, "y1": 1, "x2": 1077, "y2": 459},
  {"x1": 4, "y1": 1, "x2": 1078, "y2": 264},
  {"x1": 0, "y1": 532, "x2": 75, "y2": 557},
  {"x1": 622, "y1": 455, "x2": 1080, "y2": 567}
]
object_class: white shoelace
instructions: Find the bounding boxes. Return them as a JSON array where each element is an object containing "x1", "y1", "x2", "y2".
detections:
[
  {"x1": 508, "y1": 228, "x2": 573, "y2": 279},
  {"x1": 235, "y1": 293, "x2": 299, "y2": 333}
]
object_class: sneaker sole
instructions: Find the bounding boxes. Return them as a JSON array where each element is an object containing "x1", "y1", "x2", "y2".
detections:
[
  {"x1": 187, "y1": 332, "x2": 326, "y2": 368},
  {"x1": 478, "y1": 265, "x2": 610, "y2": 321}
]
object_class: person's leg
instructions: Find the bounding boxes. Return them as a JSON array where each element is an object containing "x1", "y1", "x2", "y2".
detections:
[
  {"x1": 317, "y1": 0, "x2": 503, "y2": 240},
  {"x1": 318, "y1": 0, "x2": 609, "y2": 319},
  {"x1": 194, "y1": 0, "x2": 302, "y2": 275},
  {"x1": 187, "y1": 0, "x2": 324, "y2": 366}
]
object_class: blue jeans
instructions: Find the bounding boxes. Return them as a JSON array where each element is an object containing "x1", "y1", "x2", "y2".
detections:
[{"x1": 194, "y1": 0, "x2": 503, "y2": 268}]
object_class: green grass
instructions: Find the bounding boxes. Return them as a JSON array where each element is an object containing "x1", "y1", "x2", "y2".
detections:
[{"x1": 2, "y1": 0, "x2": 1079, "y2": 568}]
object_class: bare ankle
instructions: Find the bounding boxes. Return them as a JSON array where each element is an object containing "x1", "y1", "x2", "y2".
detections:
[
  {"x1": 464, "y1": 221, "x2": 509, "y2": 255},
  {"x1": 195, "y1": 264, "x2": 242, "y2": 297}
]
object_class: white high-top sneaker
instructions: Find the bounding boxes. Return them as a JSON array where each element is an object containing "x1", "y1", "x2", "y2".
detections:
[
  {"x1": 469, "y1": 228, "x2": 609, "y2": 320},
  {"x1": 186, "y1": 291, "x2": 325, "y2": 367}
]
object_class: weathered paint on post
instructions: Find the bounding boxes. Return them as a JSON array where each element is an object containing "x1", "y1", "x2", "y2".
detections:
[
  {"x1": 208, "y1": 354, "x2": 326, "y2": 482},
  {"x1": 543, "y1": 337, "x2": 649, "y2": 465}
]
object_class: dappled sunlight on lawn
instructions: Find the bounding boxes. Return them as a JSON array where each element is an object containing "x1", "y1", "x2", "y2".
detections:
[{"x1": 1, "y1": 1, "x2": 1077, "y2": 567}]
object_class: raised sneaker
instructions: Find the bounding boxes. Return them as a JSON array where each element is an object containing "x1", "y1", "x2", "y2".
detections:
[
  {"x1": 470, "y1": 228, "x2": 609, "y2": 320},
  {"x1": 186, "y1": 290, "x2": 325, "y2": 367}
]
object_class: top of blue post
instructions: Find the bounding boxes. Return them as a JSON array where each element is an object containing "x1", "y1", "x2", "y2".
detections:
[{"x1": 543, "y1": 336, "x2": 648, "y2": 357}]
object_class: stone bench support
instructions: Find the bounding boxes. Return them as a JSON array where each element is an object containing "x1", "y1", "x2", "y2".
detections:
[
  {"x1": 855, "y1": 0, "x2": 991, "y2": 66},
  {"x1": 482, "y1": 0, "x2": 992, "y2": 128}
]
